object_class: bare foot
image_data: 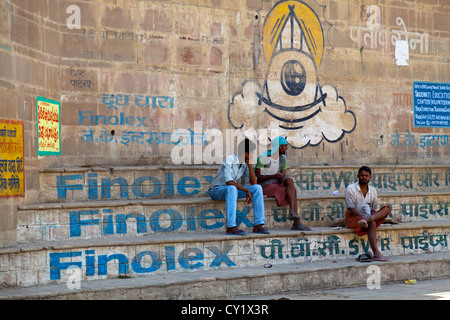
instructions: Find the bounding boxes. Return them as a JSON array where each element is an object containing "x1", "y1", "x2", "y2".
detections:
[
  {"x1": 374, "y1": 253, "x2": 391, "y2": 262},
  {"x1": 357, "y1": 219, "x2": 368, "y2": 228}
]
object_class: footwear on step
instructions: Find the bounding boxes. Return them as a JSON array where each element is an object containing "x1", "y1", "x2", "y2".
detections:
[
  {"x1": 226, "y1": 228, "x2": 247, "y2": 236},
  {"x1": 287, "y1": 212, "x2": 300, "y2": 220},
  {"x1": 356, "y1": 252, "x2": 374, "y2": 263},
  {"x1": 291, "y1": 223, "x2": 311, "y2": 231},
  {"x1": 253, "y1": 227, "x2": 270, "y2": 234}
]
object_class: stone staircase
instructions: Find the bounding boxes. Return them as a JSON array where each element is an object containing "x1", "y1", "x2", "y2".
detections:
[{"x1": 0, "y1": 165, "x2": 449, "y2": 299}]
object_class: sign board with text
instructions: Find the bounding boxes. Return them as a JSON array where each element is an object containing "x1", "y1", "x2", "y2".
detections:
[
  {"x1": 413, "y1": 81, "x2": 450, "y2": 128},
  {"x1": 37, "y1": 96, "x2": 61, "y2": 156},
  {"x1": 0, "y1": 119, "x2": 24, "y2": 198}
]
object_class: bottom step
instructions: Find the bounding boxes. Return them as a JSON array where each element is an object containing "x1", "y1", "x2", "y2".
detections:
[
  {"x1": 0, "y1": 251, "x2": 448, "y2": 300},
  {"x1": 238, "y1": 277, "x2": 450, "y2": 300},
  {"x1": 0, "y1": 221, "x2": 449, "y2": 287}
]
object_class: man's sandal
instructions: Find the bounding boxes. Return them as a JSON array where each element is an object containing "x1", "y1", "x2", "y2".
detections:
[
  {"x1": 226, "y1": 228, "x2": 247, "y2": 236},
  {"x1": 356, "y1": 252, "x2": 374, "y2": 263},
  {"x1": 287, "y1": 212, "x2": 300, "y2": 220},
  {"x1": 253, "y1": 228, "x2": 270, "y2": 234},
  {"x1": 291, "y1": 222, "x2": 311, "y2": 231}
]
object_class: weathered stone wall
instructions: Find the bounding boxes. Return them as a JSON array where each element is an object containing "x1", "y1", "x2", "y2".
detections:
[{"x1": 0, "y1": 0, "x2": 449, "y2": 246}]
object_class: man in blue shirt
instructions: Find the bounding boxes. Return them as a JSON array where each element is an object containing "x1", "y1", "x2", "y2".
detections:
[{"x1": 209, "y1": 138, "x2": 269, "y2": 235}]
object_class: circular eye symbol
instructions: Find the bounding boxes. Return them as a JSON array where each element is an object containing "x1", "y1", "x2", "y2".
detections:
[{"x1": 280, "y1": 60, "x2": 307, "y2": 96}]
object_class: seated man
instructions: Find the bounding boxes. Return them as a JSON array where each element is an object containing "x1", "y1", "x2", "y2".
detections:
[
  {"x1": 209, "y1": 138, "x2": 269, "y2": 235},
  {"x1": 255, "y1": 136, "x2": 310, "y2": 231},
  {"x1": 345, "y1": 166, "x2": 391, "y2": 261}
]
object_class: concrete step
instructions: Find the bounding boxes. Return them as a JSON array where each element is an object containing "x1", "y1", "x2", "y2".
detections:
[
  {"x1": 17, "y1": 192, "x2": 450, "y2": 242},
  {"x1": 243, "y1": 277, "x2": 450, "y2": 300},
  {"x1": 0, "y1": 251, "x2": 448, "y2": 299},
  {"x1": 39, "y1": 165, "x2": 450, "y2": 202},
  {"x1": 1, "y1": 220, "x2": 449, "y2": 287},
  {"x1": 39, "y1": 165, "x2": 219, "y2": 202}
]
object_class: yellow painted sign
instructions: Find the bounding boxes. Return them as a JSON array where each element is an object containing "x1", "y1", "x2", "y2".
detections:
[
  {"x1": 37, "y1": 96, "x2": 61, "y2": 155},
  {"x1": 262, "y1": 0, "x2": 324, "y2": 68},
  {"x1": 0, "y1": 119, "x2": 24, "y2": 198}
]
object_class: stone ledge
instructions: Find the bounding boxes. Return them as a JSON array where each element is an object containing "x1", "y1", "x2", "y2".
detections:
[
  {"x1": 0, "y1": 251, "x2": 448, "y2": 300},
  {"x1": 1, "y1": 220, "x2": 448, "y2": 287},
  {"x1": 3, "y1": 220, "x2": 449, "y2": 254},
  {"x1": 19, "y1": 191, "x2": 450, "y2": 211},
  {"x1": 39, "y1": 165, "x2": 220, "y2": 173},
  {"x1": 39, "y1": 164, "x2": 450, "y2": 173}
]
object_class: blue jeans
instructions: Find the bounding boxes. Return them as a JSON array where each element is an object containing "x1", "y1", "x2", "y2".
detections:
[{"x1": 209, "y1": 184, "x2": 265, "y2": 228}]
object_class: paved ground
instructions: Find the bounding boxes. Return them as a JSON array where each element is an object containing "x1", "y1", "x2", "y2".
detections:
[{"x1": 237, "y1": 278, "x2": 450, "y2": 300}]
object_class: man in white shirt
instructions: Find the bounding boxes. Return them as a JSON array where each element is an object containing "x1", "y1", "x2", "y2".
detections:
[
  {"x1": 209, "y1": 138, "x2": 269, "y2": 235},
  {"x1": 345, "y1": 166, "x2": 391, "y2": 261}
]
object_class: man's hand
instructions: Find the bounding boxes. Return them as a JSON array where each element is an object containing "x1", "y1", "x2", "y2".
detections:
[
  {"x1": 275, "y1": 172, "x2": 284, "y2": 183},
  {"x1": 245, "y1": 152, "x2": 257, "y2": 185},
  {"x1": 245, "y1": 189, "x2": 253, "y2": 204},
  {"x1": 226, "y1": 181, "x2": 253, "y2": 204},
  {"x1": 244, "y1": 152, "x2": 250, "y2": 164}
]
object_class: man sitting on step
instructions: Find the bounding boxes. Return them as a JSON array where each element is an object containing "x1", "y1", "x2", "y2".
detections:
[
  {"x1": 209, "y1": 138, "x2": 269, "y2": 235},
  {"x1": 345, "y1": 166, "x2": 391, "y2": 262},
  {"x1": 255, "y1": 136, "x2": 311, "y2": 231}
]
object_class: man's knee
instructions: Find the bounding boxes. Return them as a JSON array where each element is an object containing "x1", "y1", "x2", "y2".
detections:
[
  {"x1": 380, "y1": 205, "x2": 391, "y2": 216},
  {"x1": 368, "y1": 220, "x2": 376, "y2": 229},
  {"x1": 285, "y1": 177, "x2": 294, "y2": 186},
  {"x1": 225, "y1": 185, "x2": 238, "y2": 197},
  {"x1": 251, "y1": 184, "x2": 263, "y2": 194}
]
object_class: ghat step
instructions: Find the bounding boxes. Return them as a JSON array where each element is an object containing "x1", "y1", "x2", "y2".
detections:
[
  {"x1": 1, "y1": 221, "x2": 449, "y2": 287},
  {"x1": 39, "y1": 165, "x2": 450, "y2": 202},
  {"x1": 0, "y1": 251, "x2": 448, "y2": 299},
  {"x1": 17, "y1": 192, "x2": 450, "y2": 242}
]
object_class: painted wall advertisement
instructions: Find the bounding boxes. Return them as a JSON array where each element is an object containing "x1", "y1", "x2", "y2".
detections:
[
  {"x1": 37, "y1": 96, "x2": 61, "y2": 156},
  {"x1": 0, "y1": 119, "x2": 24, "y2": 197},
  {"x1": 414, "y1": 81, "x2": 450, "y2": 128}
]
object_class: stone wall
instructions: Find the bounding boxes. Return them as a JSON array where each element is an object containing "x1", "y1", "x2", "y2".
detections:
[{"x1": 0, "y1": 0, "x2": 449, "y2": 246}]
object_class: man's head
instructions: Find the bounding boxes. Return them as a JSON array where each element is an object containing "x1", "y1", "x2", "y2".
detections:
[
  {"x1": 270, "y1": 136, "x2": 288, "y2": 156},
  {"x1": 357, "y1": 166, "x2": 372, "y2": 185},
  {"x1": 237, "y1": 138, "x2": 256, "y2": 161}
]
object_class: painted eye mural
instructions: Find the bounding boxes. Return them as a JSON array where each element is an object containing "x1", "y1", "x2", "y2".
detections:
[
  {"x1": 280, "y1": 60, "x2": 307, "y2": 97},
  {"x1": 228, "y1": 0, "x2": 357, "y2": 149}
]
